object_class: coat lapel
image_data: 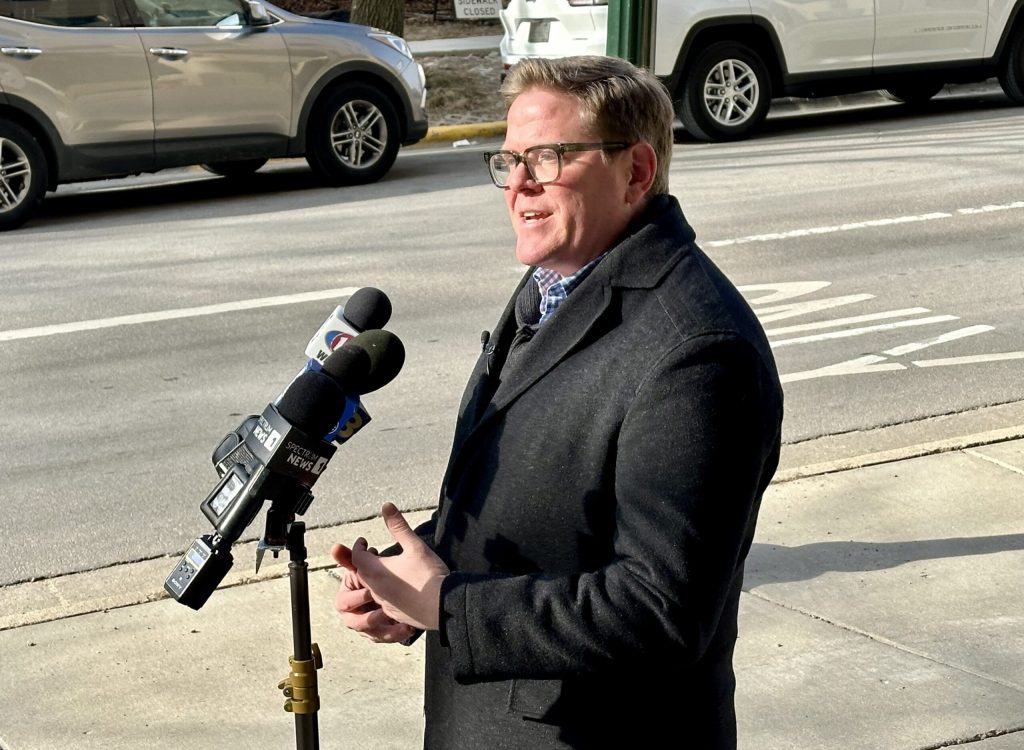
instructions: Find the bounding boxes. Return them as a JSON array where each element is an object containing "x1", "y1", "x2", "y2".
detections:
[
  {"x1": 488, "y1": 278, "x2": 612, "y2": 415},
  {"x1": 441, "y1": 195, "x2": 695, "y2": 504}
]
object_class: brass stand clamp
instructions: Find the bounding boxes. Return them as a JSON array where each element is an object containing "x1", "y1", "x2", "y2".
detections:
[{"x1": 279, "y1": 642, "x2": 324, "y2": 714}]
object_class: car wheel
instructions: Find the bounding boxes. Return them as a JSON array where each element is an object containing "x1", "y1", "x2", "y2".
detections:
[
  {"x1": 0, "y1": 121, "x2": 48, "y2": 232},
  {"x1": 306, "y1": 83, "x2": 401, "y2": 186},
  {"x1": 998, "y1": 25, "x2": 1024, "y2": 103},
  {"x1": 881, "y1": 81, "x2": 945, "y2": 106},
  {"x1": 680, "y1": 42, "x2": 771, "y2": 142},
  {"x1": 201, "y1": 159, "x2": 268, "y2": 178}
]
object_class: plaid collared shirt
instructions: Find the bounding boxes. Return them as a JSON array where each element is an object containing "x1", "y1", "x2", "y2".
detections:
[{"x1": 533, "y1": 253, "x2": 608, "y2": 325}]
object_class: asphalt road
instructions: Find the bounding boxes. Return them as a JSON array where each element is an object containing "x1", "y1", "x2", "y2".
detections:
[{"x1": 1, "y1": 88, "x2": 1022, "y2": 587}]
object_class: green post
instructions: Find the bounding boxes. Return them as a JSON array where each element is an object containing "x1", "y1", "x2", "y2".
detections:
[{"x1": 606, "y1": 0, "x2": 652, "y2": 67}]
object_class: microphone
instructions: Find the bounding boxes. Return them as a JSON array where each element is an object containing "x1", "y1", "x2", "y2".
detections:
[
  {"x1": 213, "y1": 288, "x2": 396, "y2": 470},
  {"x1": 166, "y1": 331, "x2": 405, "y2": 610},
  {"x1": 317, "y1": 328, "x2": 406, "y2": 443},
  {"x1": 305, "y1": 286, "x2": 392, "y2": 368}
]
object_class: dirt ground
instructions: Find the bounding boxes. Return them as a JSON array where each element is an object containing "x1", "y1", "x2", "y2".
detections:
[
  {"x1": 273, "y1": 0, "x2": 506, "y2": 124},
  {"x1": 403, "y1": 2, "x2": 507, "y2": 125}
]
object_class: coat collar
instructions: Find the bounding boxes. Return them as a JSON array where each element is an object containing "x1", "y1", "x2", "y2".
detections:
[{"x1": 482, "y1": 194, "x2": 696, "y2": 420}]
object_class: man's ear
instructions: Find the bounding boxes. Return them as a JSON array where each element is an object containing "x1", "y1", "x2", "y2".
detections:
[{"x1": 625, "y1": 142, "x2": 657, "y2": 204}]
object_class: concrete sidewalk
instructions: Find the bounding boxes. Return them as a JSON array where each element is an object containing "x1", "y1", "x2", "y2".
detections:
[
  {"x1": 408, "y1": 35, "x2": 502, "y2": 57},
  {"x1": 2, "y1": 420, "x2": 1022, "y2": 749}
]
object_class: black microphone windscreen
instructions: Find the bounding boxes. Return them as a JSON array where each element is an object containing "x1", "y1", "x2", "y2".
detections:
[
  {"x1": 344, "y1": 287, "x2": 392, "y2": 331},
  {"x1": 345, "y1": 329, "x2": 405, "y2": 394},
  {"x1": 277, "y1": 371, "x2": 347, "y2": 438},
  {"x1": 321, "y1": 341, "x2": 373, "y2": 394}
]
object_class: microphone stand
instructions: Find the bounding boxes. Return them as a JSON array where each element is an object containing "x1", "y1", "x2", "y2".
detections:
[{"x1": 267, "y1": 510, "x2": 322, "y2": 750}]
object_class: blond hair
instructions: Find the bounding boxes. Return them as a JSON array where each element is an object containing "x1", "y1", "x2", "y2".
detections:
[{"x1": 500, "y1": 55, "x2": 674, "y2": 195}]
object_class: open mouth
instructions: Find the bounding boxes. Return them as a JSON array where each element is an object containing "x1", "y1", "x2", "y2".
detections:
[{"x1": 521, "y1": 210, "x2": 549, "y2": 224}]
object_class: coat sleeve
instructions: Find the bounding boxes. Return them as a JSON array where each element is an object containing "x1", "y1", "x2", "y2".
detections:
[{"x1": 437, "y1": 334, "x2": 782, "y2": 682}]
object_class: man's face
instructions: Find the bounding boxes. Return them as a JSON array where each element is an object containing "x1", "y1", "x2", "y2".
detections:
[{"x1": 502, "y1": 87, "x2": 639, "y2": 276}]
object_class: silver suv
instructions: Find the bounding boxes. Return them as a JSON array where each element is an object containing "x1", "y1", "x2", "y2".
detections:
[{"x1": 0, "y1": 0, "x2": 428, "y2": 230}]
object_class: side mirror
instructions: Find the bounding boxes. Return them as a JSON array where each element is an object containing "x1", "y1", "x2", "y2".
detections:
[{"x1": 245, "y1": 0, "x2": 272, "y2": 25}]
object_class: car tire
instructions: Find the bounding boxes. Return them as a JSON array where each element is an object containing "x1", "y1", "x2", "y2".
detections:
[
  {"x1": 0, "y1": 120, "x2": 48, "y2": 232},
  {"x1": 680, "y1": 42, "x2": 771, "y2": 142},
  {"x1": 305, "y1": 82, "x2": 401, "y2": 186},
  {"x1": 201, "y1": 159, "x2": 268, "y2": 178},
  {"x1": 998, "y1": 25, "x2": 1024, "y2": 103},
  {"x1": 881, "y1": 81, "x2": 945, "y2": 106}
]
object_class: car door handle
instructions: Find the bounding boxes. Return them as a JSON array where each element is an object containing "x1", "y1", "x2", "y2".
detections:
[
  {"x1": 148, "y1": 47, "x2": 190, "y2": 60},
  {"x1": 1, "y1": 47, "x2": 43, "y2": 58}
]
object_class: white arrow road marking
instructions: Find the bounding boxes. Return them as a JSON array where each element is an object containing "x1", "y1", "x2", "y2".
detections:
[
  {"x1": 765, "y1": 307, "x2": 932, "y2": 336},
  {"x1": 913, "y1": 352, "x2": 1024, "y2": 367},
  {"x1": 781, "y1": 355, "x2": 905, "y2": 383},
  {"x1": 884, "y1": 326, "x2": 994, "y2": 356},
  {"x1": 771, "y1": 315, "x2": 959, "y2": 347},
  {"x1": 780, "y1": 326, "x2": 1024, "y2": 382}
]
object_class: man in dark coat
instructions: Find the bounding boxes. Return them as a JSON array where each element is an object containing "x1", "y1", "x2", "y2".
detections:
[{"x1": 332, "y1": 55, "x2": 783, "y2": 749}]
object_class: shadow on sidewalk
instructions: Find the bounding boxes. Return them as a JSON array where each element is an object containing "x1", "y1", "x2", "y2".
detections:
[{"x1": 744, "y1": 533, "x2": 1024, "y2": 587}]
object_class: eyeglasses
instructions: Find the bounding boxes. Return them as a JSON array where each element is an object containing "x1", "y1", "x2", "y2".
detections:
[{"x1": 483, "y1": 142, "x2": 632, "y2": 188}]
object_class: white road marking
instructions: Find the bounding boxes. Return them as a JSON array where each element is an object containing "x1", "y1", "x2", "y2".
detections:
[
  {"x1": 756, "y1": 294, "x2": 876, "y2": 324},
  {"x1": 884, "y1": 326, "x2": 994, "y2": 356},
  {"x1": 913, "y1": 352, "x2": 1024, "y2": 367},
  {"x1": 738, "y1": 281, "x2": 832, "y2": 305},
  {"x1": 709, "y1": 200, "x2": 1024, "y2": 248},
  {"x1": 779, "y1": 321, "x2": 1023, "y2": 383},
  {"x1": 771, "y1": 314, "x2": 959, "y2": 347},
  {"x1": 958, "y1": 201, "x2": 1024, "y2": 215},
  {"x1": 781, "y1": 355, "x2": 904, "y2": 383},
  {"x1": 0, "y1": 288, "x2": 358, "y2": 343},
  {"x1": 707, "y1": 212, "x2": 953, "y2": 247},
  {"x1": 765, "y1": 308, "x2": 931, "y2": 336}
]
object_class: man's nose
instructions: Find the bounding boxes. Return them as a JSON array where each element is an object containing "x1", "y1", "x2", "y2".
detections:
[{"x1": 506, "y1": 160, "x2": 539, "y2": 192}]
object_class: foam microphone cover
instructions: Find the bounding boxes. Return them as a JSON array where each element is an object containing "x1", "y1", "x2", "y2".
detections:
[
  {"x1": 343, "y1": 329, "x2": 405, "y2": 393},
  {"x1": 344, "y1": 287, "x2": 392, "y2": 331},
  {"x1": 276, "y1": 370, "x2": 347, "y2": 438},
  {"x1": 321, "y1": 339, "x2": 373, "y2": 394}
]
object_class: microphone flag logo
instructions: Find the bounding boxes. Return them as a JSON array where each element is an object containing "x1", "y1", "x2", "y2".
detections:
[{"x1": 326, "y1": 330, "x2": 355, "y2": 350}]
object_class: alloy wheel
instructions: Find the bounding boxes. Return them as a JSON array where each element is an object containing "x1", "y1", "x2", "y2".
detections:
[
  {"x1": 703, "y1": 59, "x2": 761, "y2": 128},
  {"x1": 0, "y1": 136, "x2": 32, "y2": 214},
  {"x1": 330, "y1": 99, "x2": 389, "y2": 169}
]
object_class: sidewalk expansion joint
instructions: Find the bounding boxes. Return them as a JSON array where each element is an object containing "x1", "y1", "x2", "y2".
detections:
[
  {"x1": 743, "y1": 588, "x2": 1024, "y2": 695},
  {"x1": 964, "y1": 448, "x2": 1024, "y2": 477}
]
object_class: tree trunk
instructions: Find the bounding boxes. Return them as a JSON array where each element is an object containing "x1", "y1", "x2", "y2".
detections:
[{"x1": 350, "y1": 0, "x2": 404, "y2": 36}]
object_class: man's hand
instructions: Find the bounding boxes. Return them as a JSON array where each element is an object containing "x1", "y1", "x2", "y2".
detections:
[
  {"x1": 352, "y1": 502, "x2": 450, "y2": 631},
  {"x1": 331, "y1": 541, "x2": 416, "y2": 644}
]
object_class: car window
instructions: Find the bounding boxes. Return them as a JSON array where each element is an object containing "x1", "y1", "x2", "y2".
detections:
[
  {"x1": 0, "y1": 0, "x2": 120, "y2": 26},
  {"x1": 132, "y1": 0, "x2": 246, "y2": 27}
]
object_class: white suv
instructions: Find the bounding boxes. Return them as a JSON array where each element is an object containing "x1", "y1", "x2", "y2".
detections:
[
  {"x1": 500, "y1": 0, "x2": 1024, "y2": 141},
  {"x1": 500, "y1": 0, "x2": 608, "y2": 66}
]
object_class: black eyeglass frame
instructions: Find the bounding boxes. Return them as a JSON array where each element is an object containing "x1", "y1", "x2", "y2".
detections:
[{"x1": 483, "y1": 142, "x2": 633, "y2": 187}]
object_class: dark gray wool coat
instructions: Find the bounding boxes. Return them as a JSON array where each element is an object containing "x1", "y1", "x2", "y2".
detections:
[{"x1": 414, "y1": 194, "x2": 783, "y2": 749}]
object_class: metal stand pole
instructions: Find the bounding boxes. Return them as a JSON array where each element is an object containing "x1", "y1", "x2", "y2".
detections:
[{"x1": 278, "y1": 521, "x2": 322, "y2": 750}]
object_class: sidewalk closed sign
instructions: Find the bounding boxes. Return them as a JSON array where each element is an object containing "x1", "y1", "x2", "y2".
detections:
[{"x1": 453, "y1": 0, "x2": 501, "y2": 19}]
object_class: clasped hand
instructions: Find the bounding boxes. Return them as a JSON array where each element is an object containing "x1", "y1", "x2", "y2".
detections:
[{"x1": 332, "y1": 502, "x2": 449, "y2": 642}]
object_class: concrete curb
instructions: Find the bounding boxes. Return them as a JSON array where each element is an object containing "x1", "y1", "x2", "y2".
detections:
[
  {"x1": 420, "y1": 120, "x2": 507, "y2": 144},
  {"x1": 5, "y1": 424, "x2": 1021, "y2": 632},
  {"x1": 774, "y1": 424, "x2": 1024, "y2": 483}
]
